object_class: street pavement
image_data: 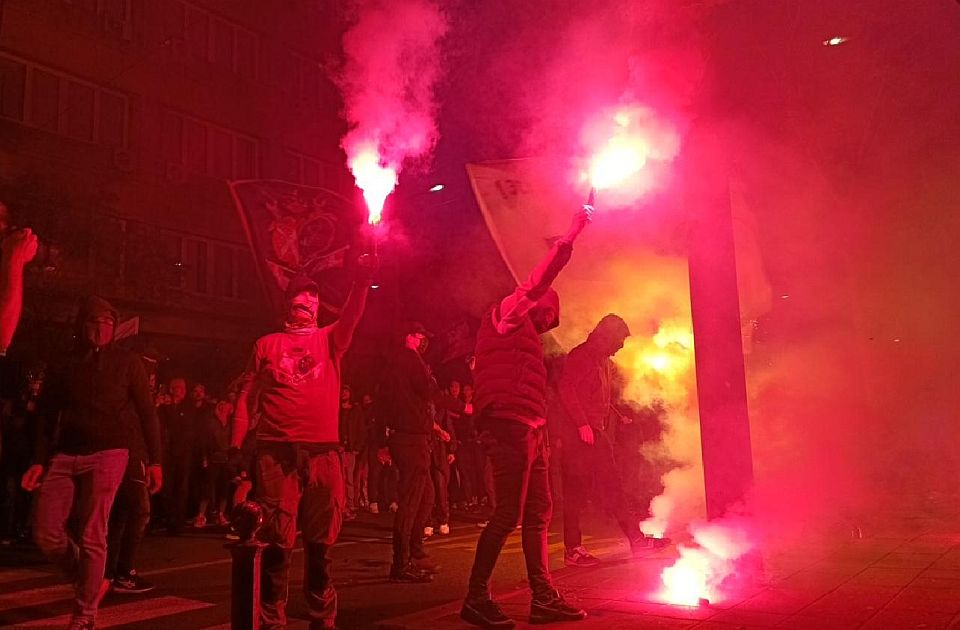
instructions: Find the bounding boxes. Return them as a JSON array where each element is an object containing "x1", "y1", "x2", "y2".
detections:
[{"x1": 2, "y1": 504, "x2": 960, "y2": 629}]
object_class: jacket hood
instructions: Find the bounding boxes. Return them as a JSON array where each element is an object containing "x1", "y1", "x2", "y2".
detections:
[
  {"x1": 587, "y1": 314, "x2": 631, "y2": 348},
  {"x1": 74, "y1": 295, "x2": 119, "y2": 347}
]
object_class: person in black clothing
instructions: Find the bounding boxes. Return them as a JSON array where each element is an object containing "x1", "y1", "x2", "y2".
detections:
[
  {"x1": 0, "y1": 362, "x2": 43, "y2": 544},
  {"x1": 159, "y1": 377, "x2": 196, "y2": 534},
  {"x1": 462, "y1": 208, "x2": 591, "y2": 629},
  {"x1": 194, "y1": 399, "x2": 234, "y2": 527},
  {"x1": 430, "y1": 381, "x2": 461, "y2": 535},
  {"x1": 21, "y1": 296, "x2": 162, "y2": 630},
  {"x1": 365, "y1": 393, "x2": 397, "y2": 514},
  {"x1": 377, "y1": 322, "x2": 438, "y2": 583}
]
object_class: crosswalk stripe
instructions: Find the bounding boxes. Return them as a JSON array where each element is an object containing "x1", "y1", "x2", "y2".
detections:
[
  {"x1": 0, "y1": 568, "x2": 51, "y2": 586},
  {"x1": 16, "y1": 595, "x2": 213, "y2": 628}
]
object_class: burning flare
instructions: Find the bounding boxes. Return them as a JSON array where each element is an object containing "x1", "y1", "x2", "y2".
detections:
[
  {"x1": 349, "y1": 147, "x2": 397, "y2": 225},
  {"x1": 658, "y1": 520, "x2": 754, "y2": 607},
  {"x1": 338, "y1": 0, "x2": 447, "y2": 227},
  {"x1": 580, "y1": 104, "x2": 680, "y2": 205}
]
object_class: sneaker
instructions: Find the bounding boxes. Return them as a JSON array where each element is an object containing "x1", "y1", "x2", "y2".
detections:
[
  {"x1": 460, "y1": 597, "x2": 516, "y2": 628},
  {"x1": 564, "y1": 546, "x2": 600, "y2": 568},
  {"x1": 389, "y1": 562, "x2": 434, "y2": 583},
  {"x1": 630, "y1": 535, "x2": 671, "y2": 556},
  {"x1": 439, "y1": 523, "x2": 451, "y2": 535},
  {"x1": 530, "y1": 589, "x2": 587, "y2": 624},
  {"x1": 411, "y1": 555, "x2": 441, "y2": 573},
  {"x1": 225, "y1": 532, "x2": 241, "y2": 541},
  {"x1": 477, "y1": 520, "x2": 489, "y2": 529},
  {"x1": 423, "y1": 526, "x2": 434, "y2": 537},
  {"x1": 112, "y1": 570, "x2": 155, "y2": 594},
  {"x1": 216, "y1": 513, "x2": 229, "y2": 527},
  {"x1": 191, "y1": 514, "x2": 207, "y2": 528},
  {"x1": 369, "y1": 502, "x2": 380, "y2": 514},
  {"x1": 389, "y1": 501, "x2": 399, "y2": 513}
]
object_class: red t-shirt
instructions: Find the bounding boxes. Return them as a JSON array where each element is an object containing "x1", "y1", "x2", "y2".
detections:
[{"x1": 247, "y1": 326, "x2": 343, "y2": 444}]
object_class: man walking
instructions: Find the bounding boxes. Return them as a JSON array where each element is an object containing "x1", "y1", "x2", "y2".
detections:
[
  {"x1": 462, "y1": 207, "x2": 592, "y2": 628},
  {"x1": 557, "y1": 314, "x2": 663, "y2": 567},
  {"x1": 21, "y1": 296, "x2": 162, "y2": 630},
  {"x1": 231, "y1": 256, "x2": 374, "y2": 629}
]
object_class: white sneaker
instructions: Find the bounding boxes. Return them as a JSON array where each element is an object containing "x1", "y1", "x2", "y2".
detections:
[
  {"x1": 369, "y1": 502, "x2": 379, "y2": 514},
  {"x1": 424, "y1": 526, "x2": 434, "y2": 537},
  {"x1": 389, "y1": 502, "x2": 399, "y2": 513},
  {"x1": 439, "y1": 523, "x2": 450, "y2": 535}
]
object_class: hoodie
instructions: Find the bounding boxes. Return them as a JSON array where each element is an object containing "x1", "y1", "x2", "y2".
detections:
[
  {"x1": 557, "y1": 315, "x2": 631, "y2": 435},
  {"x1": 34, "y1": 296, "x2": 161, "y2": 465}
]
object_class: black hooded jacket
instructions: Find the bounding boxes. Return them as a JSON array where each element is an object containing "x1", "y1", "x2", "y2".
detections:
[{"x1": 33, "y1": 296, "x2": 161, "y2": 465}]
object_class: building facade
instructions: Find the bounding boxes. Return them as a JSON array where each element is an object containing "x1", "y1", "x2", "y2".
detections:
[{"x1": 0, "y1": 0, "x2": 352, "y2": 387}]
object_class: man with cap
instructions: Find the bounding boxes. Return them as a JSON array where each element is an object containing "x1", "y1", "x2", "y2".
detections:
[
  {"x1": 556, "y1": 314, "x2": 661, "y2": 568},
  {"x1": 461, "y1": 206, "x2": 592, "y2": 629},
  {"x1": 230, "y1": 255, "x2": 375, "y2": 629},
  {"x1": 376, "y1": 321, "x2": 439, "y2": 583},
  {"x1": 21, "y1": 296, "x2": 162, "y2": 630}
]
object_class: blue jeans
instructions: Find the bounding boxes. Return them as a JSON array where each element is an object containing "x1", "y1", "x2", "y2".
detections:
[{"x1": 33, "y1": 449, "x2": 129, "y2": 622}]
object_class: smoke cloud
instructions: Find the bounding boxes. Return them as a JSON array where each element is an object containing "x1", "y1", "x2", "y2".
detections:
[{"x1": 338, "y1": 0, "x2": 448, "y2": 209}]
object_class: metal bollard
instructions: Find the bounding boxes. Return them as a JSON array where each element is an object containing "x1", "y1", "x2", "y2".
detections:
[{"x1": 228, "y1": 501, "x2": 265, "y2": 630}]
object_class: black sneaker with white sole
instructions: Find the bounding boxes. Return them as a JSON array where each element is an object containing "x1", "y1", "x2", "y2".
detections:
[
  {"x1": 460, "y1": 597, "x2": 516, "y2": 628},
  {"x1": 111, "y1": 570, "x2": 155, "y2": 594},
  {"x1": 530, "y1": 589, "x2": 587, "y2": 624}
]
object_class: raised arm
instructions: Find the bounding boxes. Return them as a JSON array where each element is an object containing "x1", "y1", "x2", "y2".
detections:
[
  {"x1": 331, "y1": 254, "x2": 377, "y2": 354},
  {"x1": 496, "y1": 207, "x2": 592, "y2": 333}
]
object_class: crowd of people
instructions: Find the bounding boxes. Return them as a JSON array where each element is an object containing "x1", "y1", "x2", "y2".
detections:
[{"x1": 0, "y1": 205, "x2": 668, "y2": 630}]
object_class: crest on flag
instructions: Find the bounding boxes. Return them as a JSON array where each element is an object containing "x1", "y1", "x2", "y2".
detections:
[{"x1": 228, "y1": 180, "x2": 362, "y2": 324}]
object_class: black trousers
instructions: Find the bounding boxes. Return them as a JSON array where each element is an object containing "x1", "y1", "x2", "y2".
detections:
[
  {"x1": 106, "y1": 461, "x2": 151, "y2": 578},
  {"x1": 467, "y1": 420, "x2": 553, "y2": 600},
  {"x1": 390, "y1": 434, "x2": 433, "y2": 569},
  {"x1": 561, "y1": 428, "x2": 641, "y2": 550},
  {"x1": 164, "y1": 453, "x2": 192, "y2": 533}
]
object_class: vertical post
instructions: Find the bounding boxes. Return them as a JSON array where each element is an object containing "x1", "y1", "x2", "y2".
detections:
[
  {"x1": 229, "y1": 541, "x2": 266, "y2": 630},
  {"x1": 685, "y1": 134, "x2": 754, "y2": 520}
]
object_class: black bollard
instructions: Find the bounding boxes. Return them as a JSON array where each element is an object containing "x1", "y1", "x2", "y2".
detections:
[{"x1": 228, "y1": 501, "x2": 265, "y2": 630}]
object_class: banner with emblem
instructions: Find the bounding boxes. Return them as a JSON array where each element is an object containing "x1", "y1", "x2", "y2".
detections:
[{"x1": 228, "y1": 179, "x2": 362, "y2": 325}]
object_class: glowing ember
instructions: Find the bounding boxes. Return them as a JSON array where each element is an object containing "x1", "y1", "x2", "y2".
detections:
[{"x1": 348, "y1": 148, "x2": 397, "y2": 225}]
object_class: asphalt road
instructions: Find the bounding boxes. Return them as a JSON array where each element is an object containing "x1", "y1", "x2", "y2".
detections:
[{"x1": 0, "y1": 510, "x2": 636, "y2": 629}]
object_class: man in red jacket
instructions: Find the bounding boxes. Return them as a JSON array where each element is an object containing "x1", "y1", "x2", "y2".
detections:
[
  {"x1": 462, "y1": 207, "x2": 592, "y2": 629},
  {"x1": 231, "y1": 255, "x2": 375, "y2": 630}
]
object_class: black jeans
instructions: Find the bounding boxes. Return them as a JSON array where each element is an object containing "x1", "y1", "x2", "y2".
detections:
[
  {"x1": 560, "y1": 428, "x2": 641, "y2": 550},
  {"x1": 106, "y1": 460, "x2": 151, "y2": 578},
  {"x1": 467, "y1": 420, "x2": 553, "y2": 600},
  {"x1": 389, "y1": 433, "x2": 433, "y2": 569}
]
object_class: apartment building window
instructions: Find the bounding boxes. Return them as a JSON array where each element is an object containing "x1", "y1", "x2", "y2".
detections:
[
  {"x1": 0, "y1": 53, "x2": 129, "y2": 147},
  {"x1": 162, "y1": 110, "x2": 259, "y2": 179},
  {"x1": 62, "y1": 0, "x2": 134, "y2": 41},
  {"x1": 278, "y1": 150, "x2": 342, "y2": 190},
  {"x1": 165, "y1": 1, "x2": 259, "y2": 81}
]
